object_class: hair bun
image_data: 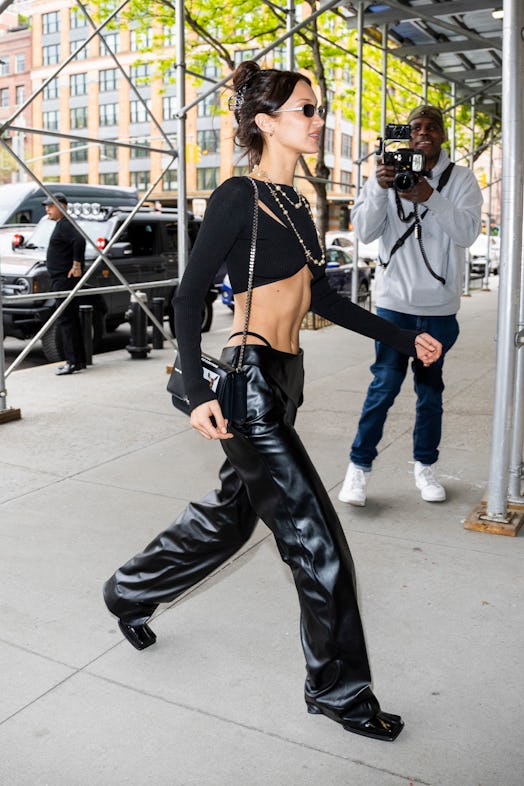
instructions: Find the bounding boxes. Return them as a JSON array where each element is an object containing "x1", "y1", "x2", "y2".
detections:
[{"x1": 232, "y1": 60, "x2": 260, "y2": 92}]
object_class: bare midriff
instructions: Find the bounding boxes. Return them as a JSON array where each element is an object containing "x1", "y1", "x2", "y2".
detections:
[{"x1": 226, "y1": 265, "x2": 313, "y2": 356}]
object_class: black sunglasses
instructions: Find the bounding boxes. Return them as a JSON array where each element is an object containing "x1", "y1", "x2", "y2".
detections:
[{"x1": 274, "y1": 103, "x2": 327, "y2": 119}]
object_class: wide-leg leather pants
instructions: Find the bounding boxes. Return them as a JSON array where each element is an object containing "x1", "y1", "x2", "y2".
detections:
[{"x1": 104, "y1": 345, "x2": 380, "y2": 723}]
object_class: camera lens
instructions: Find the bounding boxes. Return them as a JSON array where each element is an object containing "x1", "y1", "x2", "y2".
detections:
[{"x1": 394, "y1": 172, "x2": 417, "y2": 191}]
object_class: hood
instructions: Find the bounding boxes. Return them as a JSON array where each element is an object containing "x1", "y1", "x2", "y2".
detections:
[{"x1": 0, "y1": 249, "x2": 46, "y2": 276}]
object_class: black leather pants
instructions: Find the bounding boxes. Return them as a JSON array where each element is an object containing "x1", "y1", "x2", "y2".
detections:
[{"x1": 104, "y1": 345, "x2": 379, "y2": 723}]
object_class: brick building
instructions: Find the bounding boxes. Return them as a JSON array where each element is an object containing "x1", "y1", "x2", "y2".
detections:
[{"x1": 0, "y1": 11, "x2": 32, "y2": 184}]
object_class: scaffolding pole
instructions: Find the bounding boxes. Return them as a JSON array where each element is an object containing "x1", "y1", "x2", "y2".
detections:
[{"x1": 465, "y1": 0, "x2": 524, "y2": 536}]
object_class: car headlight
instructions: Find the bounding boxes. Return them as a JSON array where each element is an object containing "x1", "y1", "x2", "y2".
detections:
[{"x1": 14, "y1": 277, "x2": 32, "y2": 294}]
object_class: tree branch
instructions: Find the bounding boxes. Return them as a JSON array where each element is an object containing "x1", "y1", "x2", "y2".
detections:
[{"x1": 0, "y1": 0, "x2": 16, "y2": 14}]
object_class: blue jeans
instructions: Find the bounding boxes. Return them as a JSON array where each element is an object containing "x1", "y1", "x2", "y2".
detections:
[{"x1": 350, "y1": 308, "x2": 459, "y2": 470}]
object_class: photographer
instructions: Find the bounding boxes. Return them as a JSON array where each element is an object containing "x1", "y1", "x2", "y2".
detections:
[{"x1": 339, "y1": 105, "x2": 482, "y2": 505}]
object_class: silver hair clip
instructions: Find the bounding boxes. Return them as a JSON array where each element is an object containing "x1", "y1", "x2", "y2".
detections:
[{"x1": 228, "y1": 82, "x2": 248, "y2": 112}]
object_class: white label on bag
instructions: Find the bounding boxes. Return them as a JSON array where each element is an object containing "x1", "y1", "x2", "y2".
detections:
[{"x1": 202, "y1": 368, "x2": 220, "y2": 392}]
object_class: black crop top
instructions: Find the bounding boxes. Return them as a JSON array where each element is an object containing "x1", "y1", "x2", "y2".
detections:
[{"x1": 174, "y1": 176, "x2": 419, "y2": 410}]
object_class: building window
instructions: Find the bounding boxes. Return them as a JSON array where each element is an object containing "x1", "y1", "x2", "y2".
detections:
[
  {"x1": 0, "y1": 88, "x2": 8, "y2": 108},
  {"x1": 15, "y1": 54, "x2": 26, "y2": 73},
  {"x1": 341, "y1": 133, "x2": 353, "y2": 159},
  {"x1": 130, "y1": 170, "x2": 151, "y2": 190},
  {"x1": 70, "y1": 73, "x2": 87, "y2": 97},
  {"x1": 204, "y1": 62, "x2": 218, "y2": 79},
  {"x1": 70, "y1": 7, "x2": 87, "y2": 29},
  {"x1": 163, "y1": 66, "x2": 176, "y2": 85},
  {"x1": 130, "y1": 63, "x2": 151, "y2": 84},
  {"x1": 130, "y1": 137, "x2": 150, "y2": 159},
  {"x1": 196, "y1": 167, "x2": 219, "y2": 190},
  {"x1": 100, "y1": 172, "x2": 118, "y2": 185},
  {"x1": 342, "y1": 67, "x2": 353, "y2": 87},
  {"x1": 271, "y1": 46, "x2": 286, "y2": 69},
  {"x1": 99, "y1": 103, "x2": 118, "y2": 127},
  {"x1": 43, "y1": 79, "x2": 58, "y2": 100},
  {"x1": 99, "y1": 32, "x2": 119, "y2": 55},
  {"x1": 130, "y1": 100, "x2": 150, "y2": 124},
  {"x1": 162, "y1": 96, "x2": 176, "y2": 121},
  {"x1": 130, "y1": 28, "x2": 152, "y2": 51},
  {"x1": 70, "y1": 106, "x2": 88, "y2": 129},
  {"x1": 0, "y1": 59, "x2": 8, "y2": 75},
  {"x1": 42, "y1": 143, "x2": 60, "y2": 165},
  {"x1": 99, "y1": 68, "x2": 118, "y2": 92},
  {"x1": 234, "y1": 49, "x2": 257, "y2": 65},
  {"x1": 163, "y1": 24, "x2": 176, "y2": 46},
  {"x1": 162, "y1": 170, "x2": 177, "y2": 190},
  {"x1": 42, "y1": 11, "x2": 60, "y2": 34},
  {"x1": 70, "y1": 41, "x2": 88, "y2": 60},
  {"x1": 100, "y1": 141, "x2": 118, "y2": 160},
  {"x1": 340, "y1": 170, "x2": 352, "y2": 194},
  {"x1": 325, "y1": 127, "x2": 334, "y2": 154},
  {"x1": 197, "y1": 93, "x2": 220, "y2": 117},
  {"x1": 70, "y1": 140, "x2": 88, "y2": 163},
  {"x1": 42, "y1": 45, "x2": 59, "y2": 66},
  {"x1": 197, "y1": 129, "x2": 220, "y2": 155},
  {"x1": 71, "y1": 174, "x2": 88, "y2": 183},
  {"x1": 233, "y1": 165, "x2": 250, "y2": 177},
  {"x1": 15, "y1": 85, "x2": 24, "y2": 105},
  {"x1": 43, "y1": 110, "x2": 59, "y2": 130}
]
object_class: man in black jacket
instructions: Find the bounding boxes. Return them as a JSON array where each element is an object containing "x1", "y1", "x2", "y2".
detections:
[{"x1": 44, "y1": 193, "x2": 87, "y2": 375}]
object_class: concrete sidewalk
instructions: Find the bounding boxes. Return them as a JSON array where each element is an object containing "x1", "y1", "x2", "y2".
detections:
[{"x1": 1, "y1": 288, "x2": 523, "y2": 786}]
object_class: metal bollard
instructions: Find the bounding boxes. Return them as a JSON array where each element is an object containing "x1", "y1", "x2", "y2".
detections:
[
  {"x1": 151, "y1": 297, "x2": 165, "y2": 350},
  {"x1": 79, "y1": 304, "x2": 93, "y2": 366},
  {"x1": 125, "y1": 291, "x2": 151, "y2": 359}
]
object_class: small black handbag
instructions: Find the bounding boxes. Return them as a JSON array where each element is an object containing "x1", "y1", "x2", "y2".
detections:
[
  {"x1": 167, "y1": 351, "x2": 248, "y2": 422},
  {"x1": 167, "y1": 177, "x2": 259, "y2": 423}
]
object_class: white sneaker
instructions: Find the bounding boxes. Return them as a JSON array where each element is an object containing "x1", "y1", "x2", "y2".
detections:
[
  {"x1": 414, "y1": 461, "x2": 446, "y2": 502},
  {"x1": 338, "y1": 462, "x2": 369, "y2": 506}
]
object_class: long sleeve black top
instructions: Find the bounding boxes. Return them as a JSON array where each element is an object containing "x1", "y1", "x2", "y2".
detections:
[
  {"x1": 46, "y1": 217, "x2": 86, "y2": 278},
  {"x1": 174, "y1": 176, "x2": 419, "y2": 411}
]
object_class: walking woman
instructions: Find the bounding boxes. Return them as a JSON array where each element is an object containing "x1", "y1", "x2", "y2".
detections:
[{"x1": 104, "y1": 61, "x2": 441, "y2": 742}]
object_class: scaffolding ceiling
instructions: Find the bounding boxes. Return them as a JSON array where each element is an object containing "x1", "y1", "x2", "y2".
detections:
[{"x1": 344, "y1": 0, "x2": 503, "y2": 115}]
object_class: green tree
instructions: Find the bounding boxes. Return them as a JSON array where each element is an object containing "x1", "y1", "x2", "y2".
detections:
[{"x1": 91, "y1": 0, "x2": 499, "y2": 237}]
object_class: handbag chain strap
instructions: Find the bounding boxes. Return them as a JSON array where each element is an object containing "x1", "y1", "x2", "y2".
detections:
[{"x1": 236, "y1": 176, "x2": 259, "y2": 371}]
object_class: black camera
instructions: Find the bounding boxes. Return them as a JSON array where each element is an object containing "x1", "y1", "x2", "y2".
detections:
[{"x1": 378, "y1": 123, "x2": 429, "y2": 191}]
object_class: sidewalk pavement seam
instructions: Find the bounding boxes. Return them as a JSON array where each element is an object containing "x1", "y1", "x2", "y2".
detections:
[{"x1": 67, "y1": 670, "x2": 432, "y2": 786}]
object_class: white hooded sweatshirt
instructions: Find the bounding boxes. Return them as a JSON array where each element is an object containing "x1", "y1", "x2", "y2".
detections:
[{"x1": 352, "y1": 149, "x2": 483, "y2": 316}]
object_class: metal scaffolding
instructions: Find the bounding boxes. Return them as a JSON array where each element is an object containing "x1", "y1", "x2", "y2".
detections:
[{"x1": 0, "y1": 0, "x2": 522, "y2": 530}]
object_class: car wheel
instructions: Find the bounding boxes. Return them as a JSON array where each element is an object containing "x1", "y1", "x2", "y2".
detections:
[
  {"x1": 358, "y1": 281, "x2": 370, "y2": 308},
  {"x1": 41, "y1": 320, "x2": 63, "y2": 362},
  {"x1": 40, "y1": 308, "x2": 103, "y2": 362},
  {"x1": 168, "y1": 293, "x2": 214, "y2": 337}
]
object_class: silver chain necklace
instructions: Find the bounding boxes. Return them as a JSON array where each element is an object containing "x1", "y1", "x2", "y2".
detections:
[{"x1": 262, "y1": 181, "x2": 325, "y2": 267}]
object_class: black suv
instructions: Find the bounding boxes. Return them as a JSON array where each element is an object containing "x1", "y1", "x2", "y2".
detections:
[{"x1": 1, "y1": 205, "x2": 216, "y2": 362}]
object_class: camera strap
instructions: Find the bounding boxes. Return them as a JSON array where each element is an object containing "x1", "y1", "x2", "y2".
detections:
[{"x1": 380, "y1": 162, "x2": 455, "y2": 283}]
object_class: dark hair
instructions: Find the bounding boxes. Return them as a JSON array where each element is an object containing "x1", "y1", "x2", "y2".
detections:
[{"x1": 231, "y1": 60, "x2": 311, "y2": 167}]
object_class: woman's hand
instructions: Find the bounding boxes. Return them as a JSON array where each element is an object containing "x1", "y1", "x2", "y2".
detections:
[
  {"x1": 414, "y1": 332, "x2": 442, "y2": 367},
  {"x1": 190, "y1": 399, "x2": 234, "y2": 440}
]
